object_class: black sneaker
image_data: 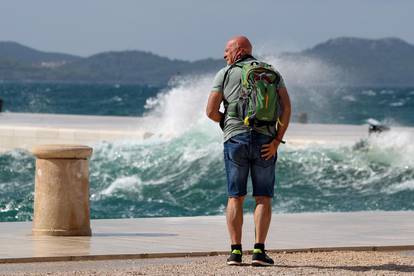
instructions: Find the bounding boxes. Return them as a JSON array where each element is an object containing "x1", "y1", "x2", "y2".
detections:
[
  {"x1": 226, "y1": 249, "x2": 242, "y2": 265},
  {"x1": 251, "y1": 248, "x2": 274, "y2": 266}
]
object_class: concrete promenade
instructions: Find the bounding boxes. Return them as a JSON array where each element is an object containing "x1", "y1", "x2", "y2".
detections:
[{"x1": 0, "y1": 211, "x2": 413, "y2": 263}]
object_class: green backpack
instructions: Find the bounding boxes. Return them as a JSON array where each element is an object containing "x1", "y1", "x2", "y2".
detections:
[{"x1": 223, "y1": 58, "x2": 281, "y2": 128}]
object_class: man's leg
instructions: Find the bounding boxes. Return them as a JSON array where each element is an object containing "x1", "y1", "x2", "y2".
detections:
[
  {"x1": 223, "y1": 132, "x2": 250, "y2": 265},
  {"x1": 251, "y1": 195, "x2": 274, "y2": 266},
  {"x1": 226, "y1": 196, "x2": 245, "y2": 244},
  {"x1": 250, "y1": 132, "x2": 277, "y2": 265},
  {"x1": 254, "y1": 196, "x2": 272, "y2": 243}
]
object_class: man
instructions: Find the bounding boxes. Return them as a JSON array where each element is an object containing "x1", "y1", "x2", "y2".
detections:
[{"x1": 206, "y1": 36, "x2": 291, "y2": 266}]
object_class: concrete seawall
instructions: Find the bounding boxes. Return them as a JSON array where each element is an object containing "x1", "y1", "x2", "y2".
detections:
[
  {"x1": 1, "y1": 112, "x2": 413, "y2": 152},
  {"x1": 0, "y1": 113, "x2": 152, "y2": 152}
]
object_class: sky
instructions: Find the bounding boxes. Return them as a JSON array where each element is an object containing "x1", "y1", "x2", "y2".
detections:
[{"x1": 1, "y1": 0, "x2": 413, "y2": 60}]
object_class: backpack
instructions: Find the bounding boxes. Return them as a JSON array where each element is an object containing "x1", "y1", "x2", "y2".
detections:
[{"x1": 222, "y1": 57, "x2": 281, "y2": 129}]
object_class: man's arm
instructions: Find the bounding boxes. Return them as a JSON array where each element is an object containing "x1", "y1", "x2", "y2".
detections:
[
  {"x1": 274, "y1": 87, "x2": 291, "y2": 143},
  {"x1": 261, "y1": 87, "x2": 291, "y2": 160},
  {"x1": 206, "y1": 91, "x2": 224, "y2": 123}
]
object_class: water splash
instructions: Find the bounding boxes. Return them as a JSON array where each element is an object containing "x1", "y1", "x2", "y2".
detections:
[{"x1": 142, "y1": 75, "x2": 220, "y2": 138}]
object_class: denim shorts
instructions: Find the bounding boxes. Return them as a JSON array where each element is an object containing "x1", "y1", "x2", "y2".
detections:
[{"x1": 223, "y1": 131, "x2": 277, "y2": 197}]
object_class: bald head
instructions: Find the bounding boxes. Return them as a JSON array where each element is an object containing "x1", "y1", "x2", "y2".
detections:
[{"x1": 224, "y1": 35, "x2": 253, "y2": 65}]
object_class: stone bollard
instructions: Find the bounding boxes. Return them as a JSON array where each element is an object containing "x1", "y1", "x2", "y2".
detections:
[{"x1": 31, "y1": 145, "x2": 93, "y2": 236}]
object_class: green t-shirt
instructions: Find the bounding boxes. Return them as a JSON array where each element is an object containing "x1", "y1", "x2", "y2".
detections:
[{"x1": 211, "y1": 58, "x2": 286, "y2": 142}]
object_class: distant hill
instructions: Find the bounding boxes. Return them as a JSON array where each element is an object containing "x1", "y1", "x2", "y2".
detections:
[
  {"x1": 0, "y1": 37, "x2": 413, "y2": 86},
  {"x1": 0, "y1": 43, "x2": 225, "y2": 85},
  {"x1": 281, "y1": 37, "x2": 414, "y2": 86},
  {"x1": 55, "y1": 51, "x2": 224, "y2": 85},
  {"x1": 0, "y1": 41, "x2": 81, "y2": 65}
]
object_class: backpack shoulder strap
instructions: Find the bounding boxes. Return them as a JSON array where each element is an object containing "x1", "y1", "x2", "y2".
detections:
[{"x1": 221, "y1": 55, "x2": 256, "y2": 104}]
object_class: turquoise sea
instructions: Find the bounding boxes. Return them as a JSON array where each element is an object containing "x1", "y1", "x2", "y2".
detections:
[{"x1": 1, "y1": 70, "x2": 414, "y2": 222}]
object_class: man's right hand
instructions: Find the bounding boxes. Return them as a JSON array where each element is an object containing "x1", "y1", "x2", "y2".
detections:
[{"x1": 261, "y1": 139, "x2": 279, "y2": 160}]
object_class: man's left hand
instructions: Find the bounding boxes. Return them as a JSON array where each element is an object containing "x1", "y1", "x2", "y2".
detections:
[{"x1": 261, "y1": 139, "x2": 279, "y2": 160}]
